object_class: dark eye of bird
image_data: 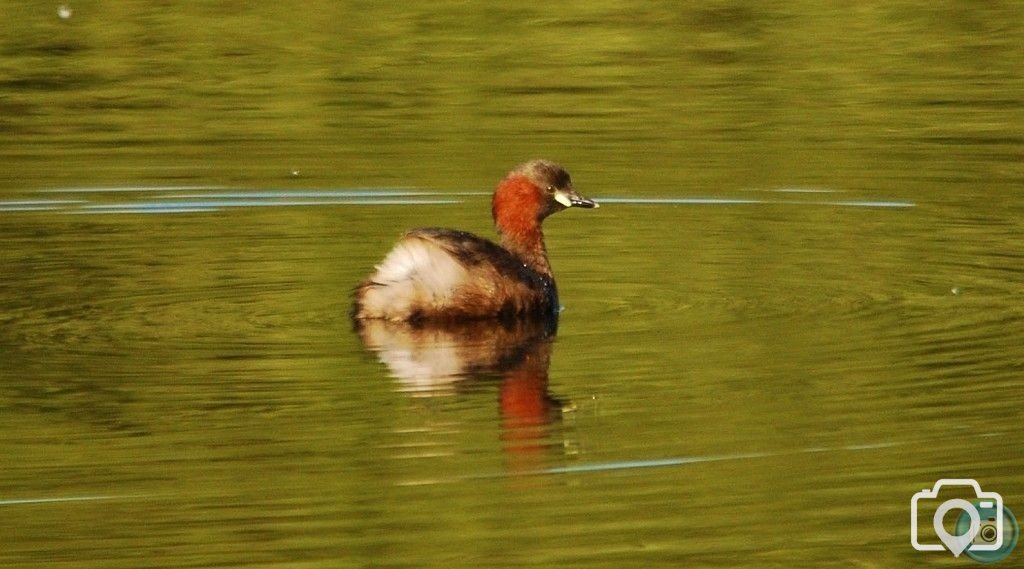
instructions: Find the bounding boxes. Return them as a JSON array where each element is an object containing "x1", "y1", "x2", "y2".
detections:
[{"x1": 545, "y1": 185, "x2": 554, "y2": 193}]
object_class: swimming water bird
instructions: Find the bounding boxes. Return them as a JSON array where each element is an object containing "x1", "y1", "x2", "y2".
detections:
[{"x1": 352, "y1": 160, "x2": 598, "y2": 322}]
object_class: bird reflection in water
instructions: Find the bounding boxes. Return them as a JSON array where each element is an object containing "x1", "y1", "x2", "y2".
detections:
[{"x1": 355, "y1": 315, "x2": 571, "y2": 472}]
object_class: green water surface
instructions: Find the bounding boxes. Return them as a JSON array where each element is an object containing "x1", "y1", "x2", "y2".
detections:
[{"x1": 1, "y1": 3, "x2": 1022, "y2": 568}]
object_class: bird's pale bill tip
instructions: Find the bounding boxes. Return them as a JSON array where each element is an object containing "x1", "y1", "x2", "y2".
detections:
[{"x1": 554, "y1": 189, "x2": 599, "y2": 209}]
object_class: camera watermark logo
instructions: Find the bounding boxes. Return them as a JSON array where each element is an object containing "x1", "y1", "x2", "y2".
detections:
[{"x1": 911, "y1": 479, "x2": 1019, "y2": 563}]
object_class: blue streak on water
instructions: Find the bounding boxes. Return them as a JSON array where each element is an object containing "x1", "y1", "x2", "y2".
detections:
[
  {"x1": 10, "y1": 187, "x2": 915, "y2": 216},
  {"x1": 597, "y1": 197, "x2": 915, "y2": 208},
  {"x1": 822, "y1": 200, "x2": 916, "y2": 208},
  {"x1": 72, "y1": 198, "x2": 463, "y2": 214},
  {"x1": 159, "y1": 190, "x2": 491, "y2": 199},
  {"x1": 598, "y1": 197, "x2": 764, "y2": 205},
  {"x1": 541, "y1": 452, "x2": 771, "y2": 474},
  {"x1": 442, "y1": 441, "x2": 910, "y2": 485},
  {"x1": 0, "y1": 200, "x2": 87, "y2": 205},
  {"x1": 38, "y1": 185, "x2": 230, "y2": 193},
  {"x1": 0, "y1": 494, "x2": 152, "y2": 506},
  {"x1": 0, "y1": 200, "x2": 88, "y2": 212},
  {"x1": 69, "y1": 207, "x2": 223, "y2": 214},
  {"x1": 161, "y1": 191, "x2": 429, "y2": 199},
  {"x1": 83, "y1": 199, "x2": 461, "y2": 209},
  {"x1": 530, "y1": 442, "x2": 906, "y2": 476}
]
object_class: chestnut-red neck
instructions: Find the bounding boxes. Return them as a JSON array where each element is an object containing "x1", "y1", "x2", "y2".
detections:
[{"x1": 492, "y1": 176, "x2": 552, "y2": 276}]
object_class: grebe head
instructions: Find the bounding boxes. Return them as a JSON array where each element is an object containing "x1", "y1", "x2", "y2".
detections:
[{"x1": 492, "y1": 160, "x2": 598, "y2": 233}]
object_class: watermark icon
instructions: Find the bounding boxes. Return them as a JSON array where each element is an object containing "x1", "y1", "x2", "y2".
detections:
[{"x1": 912, "y1": 479, "x2": 1018, "y2": 563}]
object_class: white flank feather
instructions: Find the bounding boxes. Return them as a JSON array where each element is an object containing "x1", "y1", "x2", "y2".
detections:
[{"x1": 359, "y1": 236, "x2": 468, "y2": 319}]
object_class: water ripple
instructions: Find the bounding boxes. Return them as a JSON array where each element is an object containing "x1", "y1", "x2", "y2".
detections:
[
  {"x1": 77, "y1": 199, "x2": 462, "y2": 213},
  {"x1": 2, "y1": 187, "x2": 916, "y2": 215},
  {"x1": 597, "y1": 197, "x2": 915, "y2": 208}
]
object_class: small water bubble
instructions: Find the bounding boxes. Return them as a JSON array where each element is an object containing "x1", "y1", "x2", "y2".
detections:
[
  {"x1": 57, "y1": 5, "x2": 72, "y2": 19},
  {"x1": 951, "y1": 287, "x2": 961, "y2": 295},
  {"x1": 290, "y1": 169, "x2": 300, "y2": 176}
]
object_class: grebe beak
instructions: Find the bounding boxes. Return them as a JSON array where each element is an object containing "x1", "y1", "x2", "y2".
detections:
[{"x1": 554, "y1": 188, "x2": 600, "y2": 209}]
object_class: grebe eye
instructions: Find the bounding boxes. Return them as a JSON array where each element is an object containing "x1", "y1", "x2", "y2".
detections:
[{"x1": 545, "y1": 185, "x2": 554, "y2": 192}]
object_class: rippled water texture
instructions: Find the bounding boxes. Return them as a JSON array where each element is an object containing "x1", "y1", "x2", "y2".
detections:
[{"x1": 1, "y1": 4, "x2": 1023, "y2": 568}]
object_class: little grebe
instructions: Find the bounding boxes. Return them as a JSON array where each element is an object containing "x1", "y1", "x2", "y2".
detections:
[{"x1": 352, "y1": 159, "x2": 598, "y2": 322}]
